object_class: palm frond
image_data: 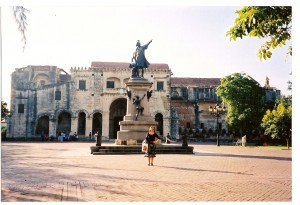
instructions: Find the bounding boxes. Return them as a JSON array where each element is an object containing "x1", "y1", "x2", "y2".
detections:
[{"x1": 12, "y1": 6, "x2": 30, "y2": 50}]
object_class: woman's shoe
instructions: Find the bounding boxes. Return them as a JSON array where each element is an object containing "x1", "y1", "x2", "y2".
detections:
[
  {"x1": 148, "y1": 164, "x2": 150, "y2": 166},
  {"x1": 151, "y1": 163, "x2": 153, "y2": 166}
]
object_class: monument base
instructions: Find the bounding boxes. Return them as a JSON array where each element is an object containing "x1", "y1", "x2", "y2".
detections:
[
  {"x1": 117, "y1": 120, "x2": 158, "y2": 141},
  {"x1": 116, "y1": 76, "x2": 158, "y2": 143}
]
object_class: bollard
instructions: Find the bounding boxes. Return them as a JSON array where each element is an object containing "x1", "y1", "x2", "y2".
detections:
[
  {"x1": 182, "y1": 134, "x2": 188, "y2": 148},
  {"x1": 96, "y1": 135, "x2": 102, "y2": 146}
]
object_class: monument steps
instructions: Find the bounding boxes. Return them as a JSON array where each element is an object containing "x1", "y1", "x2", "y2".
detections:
[{"x1": 90, "y1": 145, "x2": 194, "y2": 155}]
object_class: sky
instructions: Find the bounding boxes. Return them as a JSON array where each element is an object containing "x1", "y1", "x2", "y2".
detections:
[{"x1": 1, "y1": 2, "x2": 294, "y2": 107}]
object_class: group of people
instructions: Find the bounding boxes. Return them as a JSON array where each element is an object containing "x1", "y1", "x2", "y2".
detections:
[
  {"x1": 89, "y1": 131, "x2": 100, "y2": 142},
  {"x1": 57, "y1": 131, "x2": 78, "y2": 142}
]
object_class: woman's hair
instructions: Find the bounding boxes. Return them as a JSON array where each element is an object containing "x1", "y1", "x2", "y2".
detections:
[{"x1": 149, "y1": 126, "x2": 156, "y2": 131}]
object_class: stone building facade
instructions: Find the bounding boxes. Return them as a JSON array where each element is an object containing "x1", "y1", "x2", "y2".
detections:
[
  {"x1": 7, "y1": 62, "x2": 172, "y2": 139},
  {"x1": 6, "y1": 62, "x2": 280, "y2": 140},
  {"x1": 169, "y1": 77, "x2": 225, "y2": 138}
]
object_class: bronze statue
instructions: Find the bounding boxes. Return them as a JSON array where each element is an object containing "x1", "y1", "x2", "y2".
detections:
[
  {"x1": 130, "y1": 40, "x2": 152, "y2": 78},
  {"x1": 132, "y1": 94, "x2": 146, "y2": 120},
  {"x1": 126, "y1": 89, "x2": 132, "y2": 100},
  {"x1": 146, "y1": 90, "x2": 153, "y2": 102}
]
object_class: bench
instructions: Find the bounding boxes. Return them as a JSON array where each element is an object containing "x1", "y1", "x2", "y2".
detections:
[
  {"x1": 234, "y1": 138, "x2": 242, "y2": 146},
  {"x1": 233, "y1": 135, "x2": 246, "y2": 146}
]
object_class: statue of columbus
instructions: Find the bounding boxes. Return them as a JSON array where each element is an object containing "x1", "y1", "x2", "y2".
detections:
[{"x1": 129, "y1": 39, "x2": 152, "y2": 78}]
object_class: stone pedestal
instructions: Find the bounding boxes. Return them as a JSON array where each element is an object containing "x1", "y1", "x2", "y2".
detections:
[{"x1": 117, "y1": 77, "x2": 158, "y2": 141}]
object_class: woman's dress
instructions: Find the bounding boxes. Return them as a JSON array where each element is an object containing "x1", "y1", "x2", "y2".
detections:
[{"x1": 145, "y1": 133, "x2": 160, "y2": 157}]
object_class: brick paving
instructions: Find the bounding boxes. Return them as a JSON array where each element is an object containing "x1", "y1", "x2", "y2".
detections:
[{"x1": 1, "y1": 142, "x2": 292, "y2": 202}]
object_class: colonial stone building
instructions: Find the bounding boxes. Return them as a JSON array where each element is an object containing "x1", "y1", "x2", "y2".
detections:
[
  {"x1": 7, "y1": 62, "x2": 172, "y2": 139},
  {"x1": 6, "y1": 62, "x2": 280, "y2": 140}
]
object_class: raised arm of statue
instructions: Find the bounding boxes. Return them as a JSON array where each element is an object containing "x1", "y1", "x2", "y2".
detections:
[
  {"x1": 140, "y1": 93, "x2": 146, "y2": 101},
  {"x1": 142, "y1": 40, "x2": 152, "y2": 49}
]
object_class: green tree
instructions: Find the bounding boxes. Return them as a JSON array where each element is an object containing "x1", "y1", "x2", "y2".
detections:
[
  {"x1": 261, "y1": 103, "x2": 292, "y2": 149},
  {"x1": 1, "y1": 126, "x2": 7, "y2": 139},
  {"x1": 1, "y1": 101, "x2": 10, "y2": 121},
  {"x1": 227, "y1": 6, "x2": 292, "y2": 60},
  {"x1": 216, "y1": 73, "x2": 265, "y2": 139}
]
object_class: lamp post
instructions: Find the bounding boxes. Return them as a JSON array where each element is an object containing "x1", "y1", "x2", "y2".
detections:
[{"x1": 209, "y1": 103, "x2": 227, "y2": 146}]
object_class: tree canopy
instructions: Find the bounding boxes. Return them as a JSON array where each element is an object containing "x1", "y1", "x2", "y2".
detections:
[
  {"x1": 261, "y1": 102, "x2": 292, "y2": 148},
  {"x1": 227, "y1": 6, "x2": 292, "y2": 60},
  {"x1": 1, "y1": 101, "x2": 10, "y2": 121},
  {"x1": 216, "y1": 73, "x2": 265, "y2": 137}
]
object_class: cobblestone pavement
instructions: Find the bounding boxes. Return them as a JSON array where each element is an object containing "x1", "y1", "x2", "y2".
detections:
[{"x1": 1, "y1": 142, "x2": 292, "y2": 202}]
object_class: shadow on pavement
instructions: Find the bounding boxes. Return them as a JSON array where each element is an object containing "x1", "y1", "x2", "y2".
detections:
[
  {"x1": 193, "y1": 152, "x2": 291, "y2": 161},
  {"x1": 155, "y1": 165, "x2": 253, "y2": 175}
]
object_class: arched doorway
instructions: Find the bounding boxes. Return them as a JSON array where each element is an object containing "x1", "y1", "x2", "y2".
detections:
[
  {"x1": 155, "y1": 113, "x2": 163, "y2": 136},
  {"x1": 109, "y1": 98, "x2": 127, "y2": 139},
  {"x1": 57, "y1": 112, "x2": 71, "y2": 133},
  {"x1": 36, "y1": 116, "x2": 49, "y2": 135},
  {"x1": 77, "y1": 112, "x2": 86, "y2": 135},
  {"x1": 92, "y1": 112, "x2": 102, "y2": 135}
]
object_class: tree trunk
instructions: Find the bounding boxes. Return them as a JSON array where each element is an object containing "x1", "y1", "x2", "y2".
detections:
[{"x1": 286, "y1": 138, "x2": 289, "y2": 149}]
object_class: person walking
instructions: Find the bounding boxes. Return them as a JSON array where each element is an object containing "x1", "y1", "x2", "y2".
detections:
[
  {"x1": 89, "y1": 132, "x2": 92, "y2": 141},
  {"x1": 94, "y1": 132, "x2": 98, "y2": 142},
  {"x1": 145, "y1": 126, "x2": 161, "y2": 166},
  {"x1": 166, "y1": 133, "x2": 171, "y2": 144}
]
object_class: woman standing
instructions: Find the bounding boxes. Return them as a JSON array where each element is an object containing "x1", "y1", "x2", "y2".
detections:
[{"x1": 145, "y1": 126, "x2": 161, "y2": 166}]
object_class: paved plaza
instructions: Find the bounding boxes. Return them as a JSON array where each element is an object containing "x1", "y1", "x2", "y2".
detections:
[{"x1": 1, "y1": 142, "x2": 292, "y2": 202}]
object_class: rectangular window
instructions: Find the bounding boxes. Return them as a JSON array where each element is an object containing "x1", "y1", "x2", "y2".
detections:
[
  {"x1": 107, "y1": 81, "x2": 115, "y2": 88},
  {"x1": 79, "y1": 80, "x2": 86, "y2": 90},
  {"x1": 157, "y1": 81, "x2": 164, "y2": 91},
  {"x1": 181, "y1": 87, "x2": 188, "y2": 98},
  {"x1": 18, "y1": 104, "x2": 24, "y2": 113},
  {"x1": 55, "y1": 90, "x2": 61, "y2": 100}
]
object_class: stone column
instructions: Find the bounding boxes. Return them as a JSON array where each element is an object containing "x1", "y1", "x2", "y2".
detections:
[
  {"x1": 102, "y1": 111, "x2": 110, "y2": 138},
  {"x1": 85, "y1": 117, "x2": 92, "y2": 136},
  {"x1": 49, "y1": 119, "x2": 56, "y2": 137},
  {"x1": 71, "y1": 117, "x2": 77, "y2": 134},
  {"x1": 163, "y1": 117, "x2": 170, "y2": 137}
]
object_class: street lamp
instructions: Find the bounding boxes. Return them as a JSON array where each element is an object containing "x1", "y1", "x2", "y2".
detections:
[
  {"x1": 193, "y1": 102, "x2": 200, "y2": 128},
  {"x1": 209, "y1": 103, "x2": 227, "y2": 146}
]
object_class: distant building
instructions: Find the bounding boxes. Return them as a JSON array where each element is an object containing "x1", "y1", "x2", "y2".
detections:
[
  {"x1": 263, "y1": 76, "x2": 281, "y2": 102},
  {"x1": 6, "y1": 63, "x2": 280, "y2": 140}
]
